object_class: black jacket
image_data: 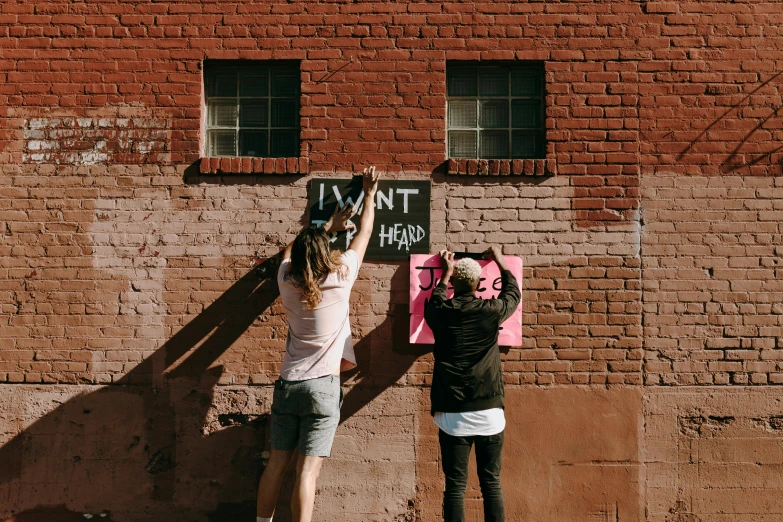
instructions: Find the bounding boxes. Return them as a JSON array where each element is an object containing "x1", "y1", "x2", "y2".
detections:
[{"x1": 424, "y1": 269, "x2": 521, "y2": 414}]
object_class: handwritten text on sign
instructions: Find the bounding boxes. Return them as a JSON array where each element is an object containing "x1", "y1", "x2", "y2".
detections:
[
  {"x1": 409, "y1": 254, "x2": 523, "y2": 345},
  {"x1": 308, "y1": 178, "x2": 431, "y2": 261}
]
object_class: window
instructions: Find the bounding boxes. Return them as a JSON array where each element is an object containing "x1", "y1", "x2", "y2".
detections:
[
  {"x1": 204, "y1": 61, "x2": 300, "y2": 158},
  {"x1": 446, "y1": 62, "x2": 545, "y2": 160}
]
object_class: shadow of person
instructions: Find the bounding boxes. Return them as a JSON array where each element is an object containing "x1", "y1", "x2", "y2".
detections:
[
  {"x1": 0, "y1": 258, "x2": 282, "y2": 522},
  {"x1": 340, "y1": 265, "x2": 432, "y2": 423}
]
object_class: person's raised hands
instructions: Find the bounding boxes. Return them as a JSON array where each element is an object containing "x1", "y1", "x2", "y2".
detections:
[
  {"x1": 483, "y1": 245, "x2": 509, "y2": 270},
  {"x1": 439, "y1": 249, "x2": 455, "y2": 273},
  {"x1": 324, "y1": 202, "x2": 358, "y2": 233},
  {"x1": 362, "y1": 165, "x2": 380, "y2": 197}
]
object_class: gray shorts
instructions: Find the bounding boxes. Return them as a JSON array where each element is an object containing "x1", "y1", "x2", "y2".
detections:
[{"x1": 270, "y1": 374, "x2": 343, "y2": 457}]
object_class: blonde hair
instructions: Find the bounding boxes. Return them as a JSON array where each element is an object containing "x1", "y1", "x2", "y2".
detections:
[
  {"x1": 452, "y1": 258, "x2": 482, "y2": 286},
  {"x1": 286, "y1": 227, "x2": 343, "y2": 308}
]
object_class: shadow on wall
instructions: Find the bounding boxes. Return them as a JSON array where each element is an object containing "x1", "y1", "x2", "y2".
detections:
[
  {"x1": 270, "y1": 266, "x2": 431, "y2": 522},
  {"x1": 0, "y1": 260, "x2": 428, "y2": 522},
  {"x1": 0, "y1": 258, "x2": 278, "y2": 522},
  {"x1": 676, "y1": 69, "x2": 783, "y2": 175},
  {"x1": 340, "y1": 265, "x2": 432, "y2": 424}
]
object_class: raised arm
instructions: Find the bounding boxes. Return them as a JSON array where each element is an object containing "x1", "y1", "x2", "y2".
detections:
[
  {"x1": 484, "y1": 246, "x2": 521, "y2": 323},
  {"x1": 424, "y1": 250, "x2": 455, "y2": 327},
  {"x1": 348, "y1": 166, "x2": 380, "y2": 264}
]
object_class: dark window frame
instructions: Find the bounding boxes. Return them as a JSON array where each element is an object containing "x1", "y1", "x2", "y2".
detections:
[
  {"x1": 204, "y1": 60, "x2": 301, "y2": 158},
  {"x1": 446, "y1": 61, "x2": 546, "y2": 160}
]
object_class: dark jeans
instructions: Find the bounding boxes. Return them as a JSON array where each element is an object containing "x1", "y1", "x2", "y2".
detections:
[{"x1": 439, "y1": 429, "x2": 505, "y2": 522}]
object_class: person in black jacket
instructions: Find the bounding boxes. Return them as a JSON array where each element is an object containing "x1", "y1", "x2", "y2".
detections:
[{"x1": 424, "y1": 246, "x2": 521, "y2": 522}]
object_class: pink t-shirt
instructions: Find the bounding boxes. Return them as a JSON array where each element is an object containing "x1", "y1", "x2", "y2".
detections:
[{"x1": 277, "y1": 249, "x2": 359, "y2": 381}]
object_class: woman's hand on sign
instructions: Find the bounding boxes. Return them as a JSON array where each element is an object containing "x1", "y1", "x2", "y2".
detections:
[
  {"x1": 325, "y1": 203, "x2": 358, "y2": 233},
  {"x1": 362, "y1": 166, "x2": 380, "y2": 197}
]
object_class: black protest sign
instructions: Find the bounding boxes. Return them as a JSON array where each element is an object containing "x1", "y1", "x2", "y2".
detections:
[{"x1": 308, "y1": 178, "x2": 431, "y2": 261}]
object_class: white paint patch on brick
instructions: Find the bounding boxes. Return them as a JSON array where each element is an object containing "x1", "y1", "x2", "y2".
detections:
[
  {"x1": 88, "y1": 194, "x2": 170, "y2": 383},
  {"x1": 22, "y1": 117, "x2": 169, "y2": 166}
]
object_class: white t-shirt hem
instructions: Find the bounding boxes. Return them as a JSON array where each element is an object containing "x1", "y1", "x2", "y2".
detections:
[{"x1": 433, "y1": 408, "x2": 506, "y2": 437}]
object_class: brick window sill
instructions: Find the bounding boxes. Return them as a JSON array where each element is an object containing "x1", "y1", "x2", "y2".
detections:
[
  {"x1": 446, "y1": 159, "x2": 554, "y2": 176},
  {"x1": 199, "y1": 157, "x2": 309, "y2": 175}
]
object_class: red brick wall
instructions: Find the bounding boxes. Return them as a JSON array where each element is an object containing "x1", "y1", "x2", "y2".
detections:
[
  {"x1": 1, "y1": 1, "x2": 783, "y2": 521},
  {"x1": 638, "y1": 0, "x2": 783, "y2": 388},
  {"x1": 0, "y1": 0, "x2": 653, "y2": 387},
  {"x1": 643, "y1": 175, "x2": 783, "y2": 386},
  {"x1": 640, "y1": 1, "x2": 783, "y2": 178},
  {"x1": 0, "y1": 0, "x2": 643, "y2": 207},
  {"x1": 0, "y1": 167, "x2": 645, "y2": 386}
]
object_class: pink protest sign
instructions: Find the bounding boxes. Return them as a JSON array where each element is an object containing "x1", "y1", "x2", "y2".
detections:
[{"x1": 409, "y1": 254, "x2": 523, "y2": 345}]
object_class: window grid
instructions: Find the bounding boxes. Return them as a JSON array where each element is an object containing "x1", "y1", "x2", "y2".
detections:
[
  {"x1": 446, "y1": 64, "x2": 545, "y2": 160},
  {"x1": 205, "y1": 63, "x2": 300, "y2": 158}
]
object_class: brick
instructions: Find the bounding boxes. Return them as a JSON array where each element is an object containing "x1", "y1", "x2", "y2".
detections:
[{"x1": 4, "y1": 6, "x2": 783, "y2": 519}]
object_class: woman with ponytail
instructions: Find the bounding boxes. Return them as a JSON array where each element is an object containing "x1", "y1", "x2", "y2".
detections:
[{"x1": 256, "y1": 166, "x2": 380, "y2": 522}]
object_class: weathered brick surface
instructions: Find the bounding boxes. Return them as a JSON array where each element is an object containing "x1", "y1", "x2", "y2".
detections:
[
  {"x1": 0, "y1": 166, "x2": 641, "y2": 386},
  {"x1": 1, "y1": 0, "x2": 783, "y2": 520},
  {"x1": 0, "y1": 384, "x2": 272, "y2": 520},
  {"x1": 0, "y1": 0, "x2": 644, "y2": 222},
  {"x1": 441, "y1": 177, "x2": 642, "y2": 386},
  {"x1": 22, "y1": 113, "x2": 171, "y2": 166},
  {"x1": 0, "y1": 383, "x2": 417, "y2": 521},
  {"x1": 0, "y1": 384, "x2": 645, "y2": 522},
  {"x1": 640, "y1": 1, "x2": 783, "y2": 177},
  {"x1": 644, "y1": 388, "x2": 783, "y2": 522},
  {"x1": 642, "y1": 175, "x2": 783, "y2": 386}
]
